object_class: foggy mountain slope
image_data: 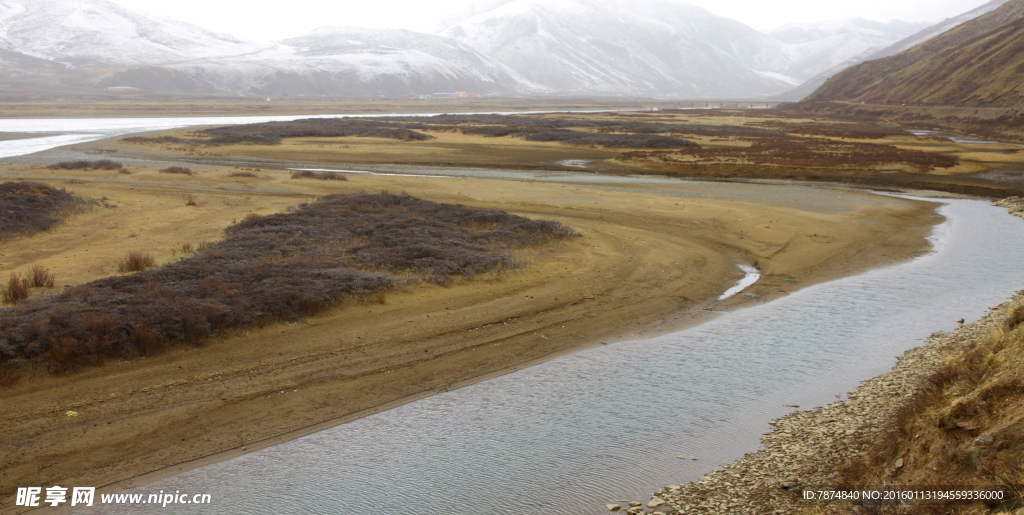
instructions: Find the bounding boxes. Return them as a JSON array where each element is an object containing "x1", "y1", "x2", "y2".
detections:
[
  {"x1": 804, "y1": 0, "x2": 1024, "y2": 107},
  {"x1": 276, "y1": 26, "x2": 542, "y2": 93},
  {"x1": 0, "y1": 0, "x2": 539, "y2": 95},
  {"x1": 867, "y1": 0, "x2": 1011, "y2": 59},
  {"x1": 0, "y1": 0, "x2": 978, "y2": 99},
  {"x1": 770, "y1": 19, "x2": 931, "y2": 82},
  {"x1": 0, "y1": 0, "x2": 265, "y2": 65},
  {"x1": 773, "y1": 2, "x2": 1010, "y2": 101},
  {"x1": 441, "y1": 0, "x2": 796, "y2": 97}
]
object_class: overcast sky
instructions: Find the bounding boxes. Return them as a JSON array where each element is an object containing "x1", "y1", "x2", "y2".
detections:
[{"x1": 112, "y1": 0, "x2": 996, "y2": 41}]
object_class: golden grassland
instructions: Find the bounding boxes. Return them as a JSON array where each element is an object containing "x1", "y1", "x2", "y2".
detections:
[
  {"x1": 0, "y1": 158, "x2": 936, "y2": 511},
  {"x1": 109, "y1": 109, "x2": 1024, "y2": 198}
]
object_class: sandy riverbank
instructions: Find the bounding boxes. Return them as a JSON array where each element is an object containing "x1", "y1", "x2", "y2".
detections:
[
  {"x1": 621, "y1": 199, "x2": 1024, "y2": 515},
  {"x1": 0, "y1": 162, "x2": 936, "y2": 512}
]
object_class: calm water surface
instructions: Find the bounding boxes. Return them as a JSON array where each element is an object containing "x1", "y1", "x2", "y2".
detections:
[{"x1": 72, "y1": 198, "x2": 1024, "y2": 515}]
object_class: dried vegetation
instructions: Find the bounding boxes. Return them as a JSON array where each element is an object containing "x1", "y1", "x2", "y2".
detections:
[
  {"x1": 620, "y1": 135, "x2": 959, "y2": 173},
  {"x1": 821, "y1": 297, "x2": 1024, "y2": 515},
  {"x1": 0, "y1": 194, "x2": 577, "y2": 376},
  {"x1": 158, "y1": 166, "x2": 194, "y2": 175},
  {"x1": 121, "y1": 114, "x2": 713, "y2": 149},
  {"x1": 290, "y1": 170, "x2": 348, "y2": 180},
  {"x1": 2, "y1": 266, "x2": 56, "y2": 305},
  {"x1": 117, "y1": 251, "x2": 155, "y2": 273},
  {"x1": 47, "y1": 159, "x2": 125, "y2": 171},
  {"x1": 0, "y1": 181, "x2": 90, "y2": 240},
  {"x1": 123, "y1": 118, "x2": 435, "y2": 146}
]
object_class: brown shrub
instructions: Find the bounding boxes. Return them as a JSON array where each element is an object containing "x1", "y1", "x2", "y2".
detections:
[
  {"x1": 122, "y1": 114, "x2": 782, "y2": 149},
  {"x1": 48, "y1": 159, "x2": 123, "y2": 170},
  {"x1": 290, "y1": 170, "x2": 348, "y2": 180},
  {"x1": 132, "y1": 326, "x2": 161, "y2": 356},
  {"x1": 45, "y1": 338, "x2": 84, "y2": 374},
  {"x1": 0, "y1": 181, "x2": 91, "y2": 239},
  {"x1": 198, "y1": 118, "x2": 435, "y2": 144},
  {"x1": 0, "y1": 365, "x2": 20, "y2": 386},
  {"x1": 159, "y1": 166, "x2": 194, "y2": 175},
  {"x1": 28, "y1": 265, "x2": 55, "y2": 288},
  {"x1": 118, "y1": 251, "x2": 155, "y2": 273},
  {"x1": 83, "y1": 313, "x2": 116, "y2": 358},
  {"x1": 2, "y1": 274, "x2": 29, "y2": 303},
  {"x1": 0, "y1": 194, "x2": 578, "y2": 373},
  {"x1": 619, "y1": 134, "x2": 958, "y2": 173}
]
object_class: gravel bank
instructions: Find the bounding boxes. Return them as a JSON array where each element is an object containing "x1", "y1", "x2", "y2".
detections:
[{"x1": 614, "y1": 199, "x2": 1024, "y2": 515}]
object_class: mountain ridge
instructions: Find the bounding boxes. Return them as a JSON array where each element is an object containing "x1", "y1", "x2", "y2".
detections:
[
  {"x1": 0, "y1": 0, "x2": 977, "y2": 99},
  {"x1": 803, "y1": 0, "x2": 1024, "y2": 107}
]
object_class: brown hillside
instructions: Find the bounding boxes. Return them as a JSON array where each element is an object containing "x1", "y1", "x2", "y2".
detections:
[{"x1": 805, "y1": 0, "x2": 1024, "y2": 107}]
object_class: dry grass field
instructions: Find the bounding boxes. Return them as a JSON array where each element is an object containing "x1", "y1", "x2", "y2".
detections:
[{"x1": 110, "y1": 110, "x2": 1024, "y2": 197}]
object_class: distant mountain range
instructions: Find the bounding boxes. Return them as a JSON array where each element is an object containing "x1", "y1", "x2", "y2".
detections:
[
  {"x1": 0, "y1": 0, "x2": 1001, "y2": 98},
  {"x1": 0, "y1": 0, "x2": 539, "y2": 96},
  {"x1": 804, "y1": 0, "x2": 1024, "y2": 107},
  {"x1": 441, "y1": 0, "x2": 795, "y2": 97},
  {"x1": 774, "y1": 0, "x2": 1011, "y2": 101}
]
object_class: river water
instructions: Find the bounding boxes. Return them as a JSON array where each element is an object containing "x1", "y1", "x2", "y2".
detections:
[{"x1": 67, "y1": 198, "x2": 1024, "y2": 515}]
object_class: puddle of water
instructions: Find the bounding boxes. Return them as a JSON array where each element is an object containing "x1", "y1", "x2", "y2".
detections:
[
  {"x1": 556, "y1": 159, "x2": 594, "y2": 168},
  {"x1": 906, "y1": 129, "x2": 1024, "y2": 146},
  {"x1": 717, "y1": 265, "x2": 761, "y2": 300}
]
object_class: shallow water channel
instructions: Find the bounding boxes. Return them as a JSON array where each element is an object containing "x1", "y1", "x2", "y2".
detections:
[{"x1": 68, "y1": 198, "x2": 1024, "y2": 514}]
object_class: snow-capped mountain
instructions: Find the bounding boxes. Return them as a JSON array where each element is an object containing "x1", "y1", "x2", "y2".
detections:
[
  {"x1": 868, "y1": 0, "x2": 1010, "y2": 60},
  {"x1": 273, "y1": 26, "x2": 541, "y2": 94},
  {"x1": 770, "y1": 19, "x2": 932, "y2": 82},
  {"x1": 769, "y1": 2, "x2": 1009, "y2": 101},
  {"x1": 0, "y1": 0, "x2": 987, "y2": 99},
  {"x1": 0, "y1": 0, "x2": 264, "y2": 65},
  {"x1": 0, "y1": 0, "x2": 539, "y2": 95},
  {"x1": 441, "y1": 0, "x2": 796, "y2": 97}
]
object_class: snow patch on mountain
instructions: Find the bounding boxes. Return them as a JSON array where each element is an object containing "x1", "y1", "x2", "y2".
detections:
[
  {"x1": 770, "y1": 18, "x2": 932, "y2": 81},
  {"x1": 0, "y1": 0, "x2": 540, "y2": 95},
  {"x1": 442, "y1": 0, "x2": 796, "y2": 97}
]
